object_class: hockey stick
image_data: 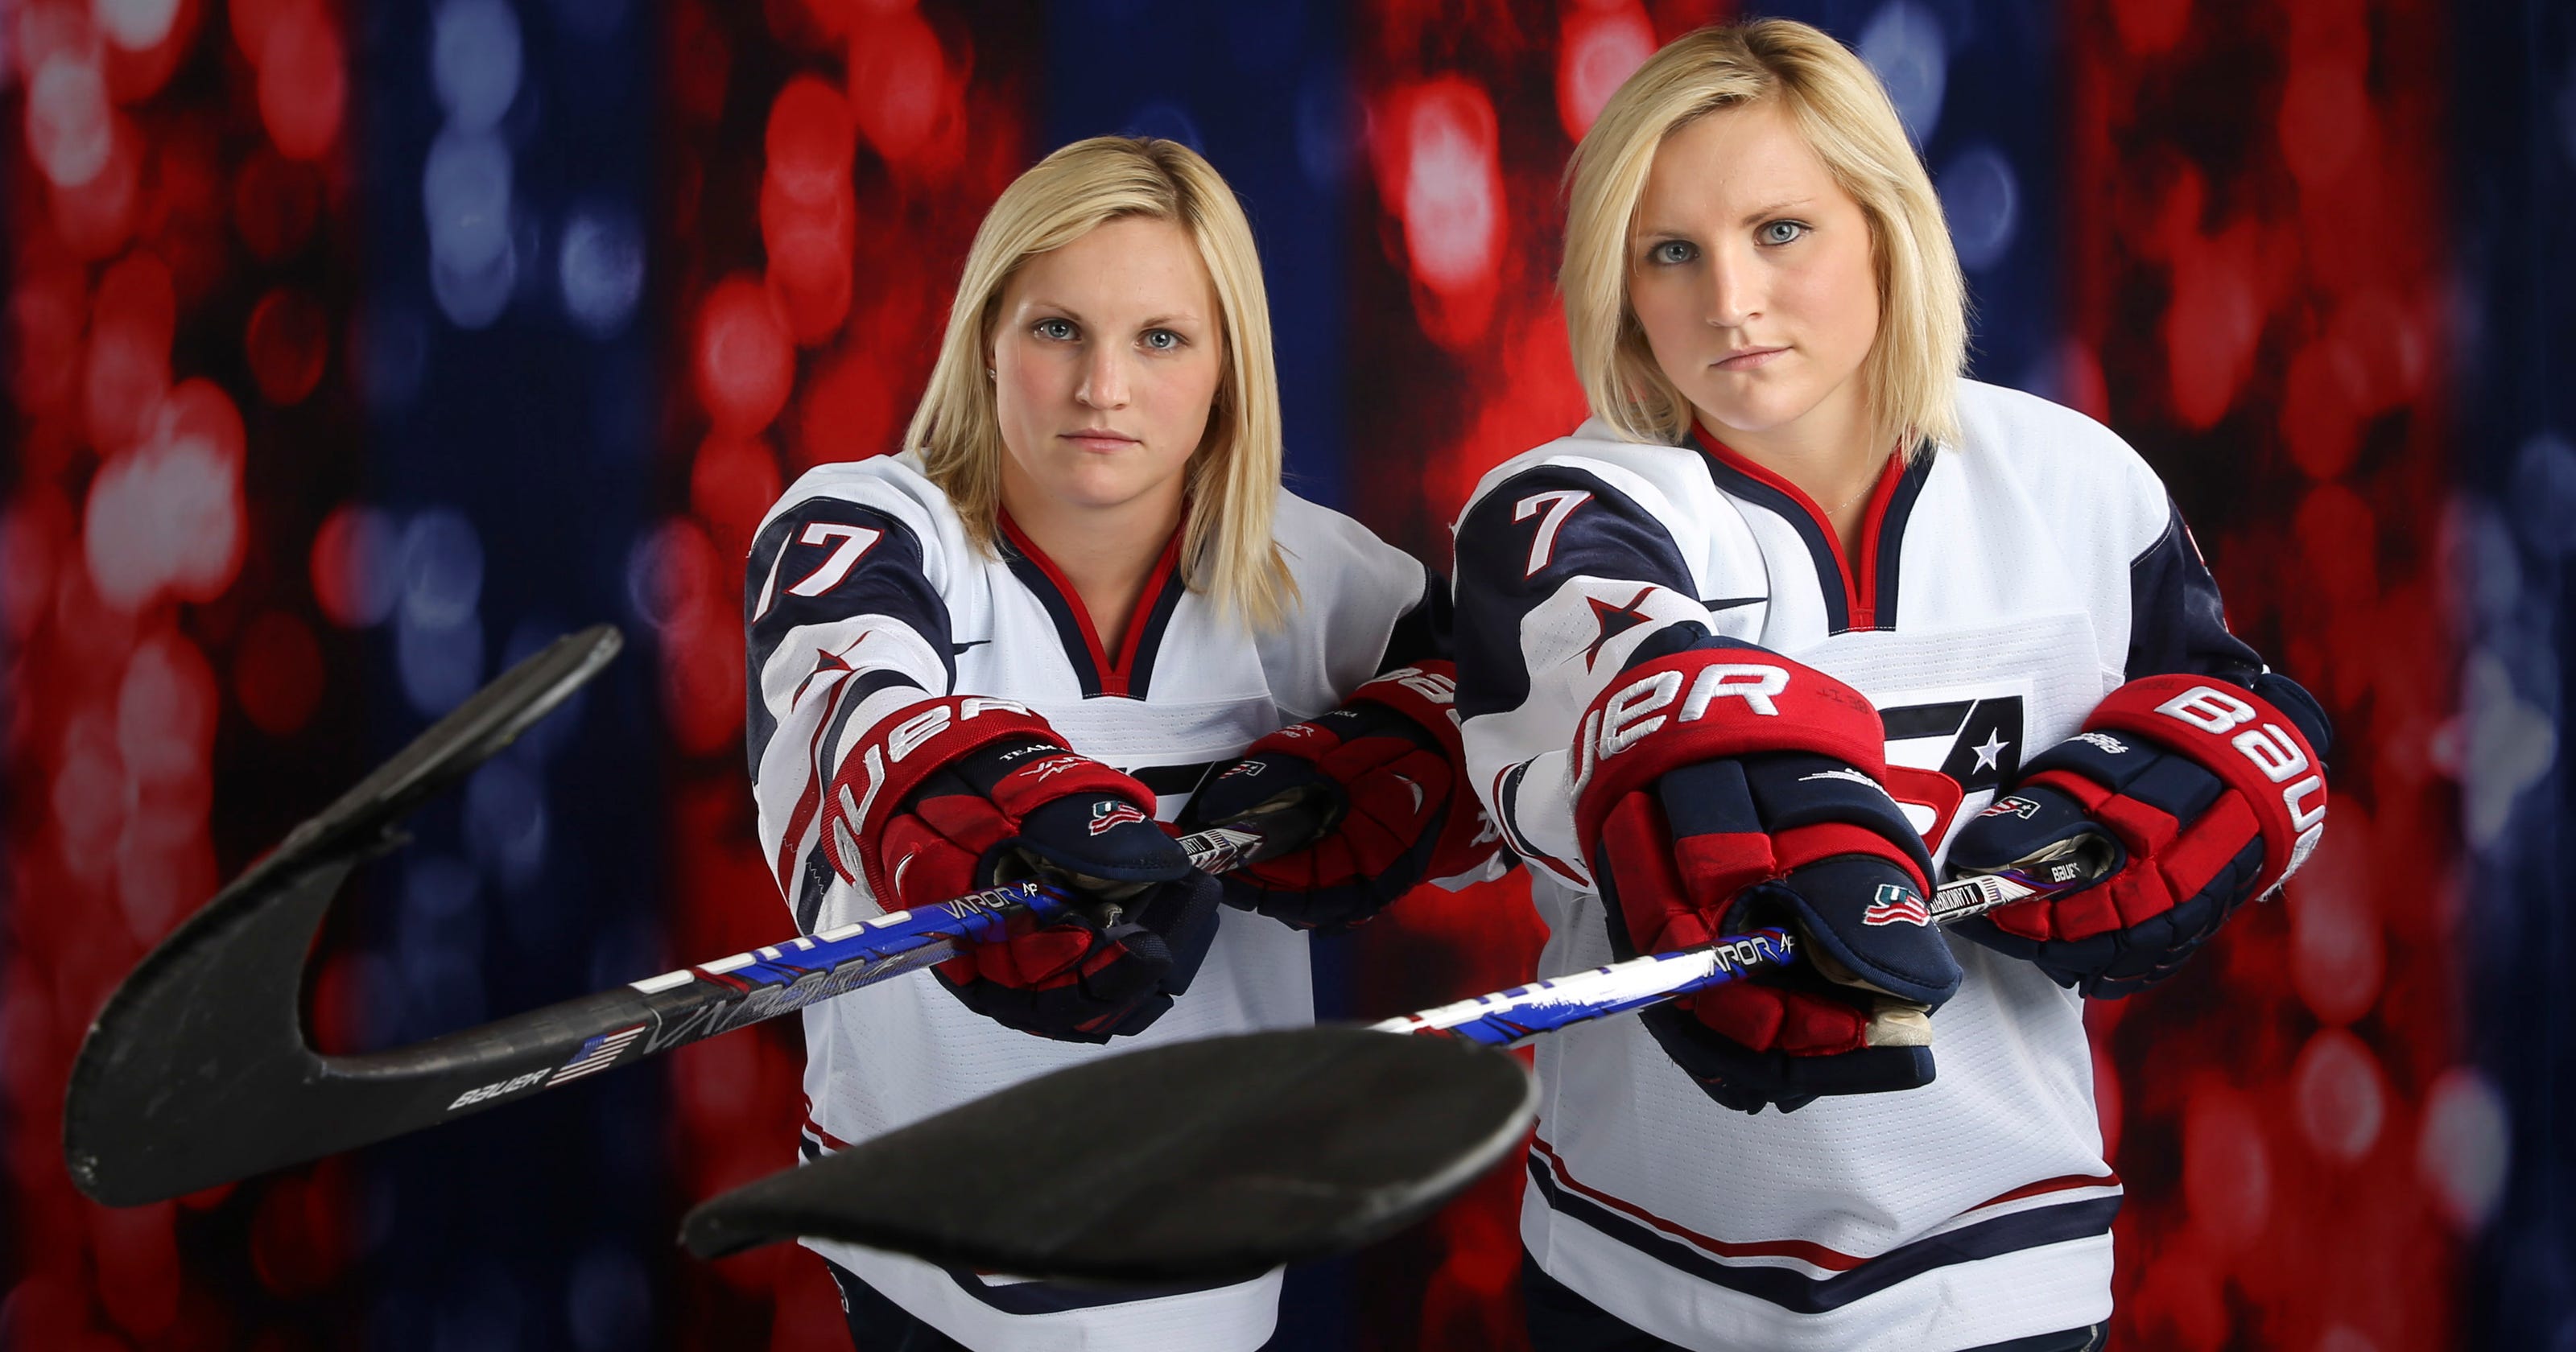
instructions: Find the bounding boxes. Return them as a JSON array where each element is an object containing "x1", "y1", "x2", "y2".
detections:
[
  {"x1": 677, "y1": 835, "x2": 2116, "y2": 1278},
  {"x1": 62, "y1": 625, "x2": 1324, "y2": 1208}
]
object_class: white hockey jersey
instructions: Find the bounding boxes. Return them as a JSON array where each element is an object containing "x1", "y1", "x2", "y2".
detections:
[
  {"x1": 1451, "y1": 380, "x2": 2272, "y2": 1351},
  {"x1": 745, "y1": 451, "x2": 1444, "y2": 1352}
]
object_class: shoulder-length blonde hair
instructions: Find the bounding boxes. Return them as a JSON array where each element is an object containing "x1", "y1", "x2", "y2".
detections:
[
  {"x1": 905, "y1": 135, "x2": 1296, "y2": 631},
  {"x1": 1562, "y1": 19, "x2": 1967, "y2": 458}
]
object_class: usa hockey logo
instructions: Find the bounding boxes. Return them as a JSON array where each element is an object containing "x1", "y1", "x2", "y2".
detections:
[
  {"x1": 1088, "y1": 801, "x2": 1150, "y2": 835},
  {"x1": 1982, "y1": 794, "x2": 2044, "y2": 820},
  {"x1": 2072, "y1": 732, "x2": 2132, "y2": 756},
  {"x1": 1862, "y1": 884, "x2": 1931, "y2": 927}
]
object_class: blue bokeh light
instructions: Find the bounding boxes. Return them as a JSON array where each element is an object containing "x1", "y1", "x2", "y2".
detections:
[
  {"x1": 558, "y1": 206, "x2": 645, "y2": 338},
  {"x1": 2512, "y1": 432, "x2": 2576, "y2": 557},
  {"x1": 432, "y1": 0, "x2": 522, "y2": 134},
  {"x1": 1940, "y1": 144, "x2": 2020, "y2": 273},
  {"x1": 396, "y1": 600, "x2": 485, "y2": 715},
  {"x1": 1858, "y1": 2, "x2": 1947, "y2": 145},
  {"x1": 465, "y1": 758, "x2": 549, "y2": 889},
  {"x1": 399, "y1": 509, "x2": 485, "y2": 629},
  {"x1": 423, "y1": 130, "x2": 514, "y2": 274}
]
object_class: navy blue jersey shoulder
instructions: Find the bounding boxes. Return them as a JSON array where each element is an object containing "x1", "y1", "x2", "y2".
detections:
[
  {"x1": 1378, "y1": 567, "x2": 1454, "y2": 674},
  {"x1": 1452, "y1": 466, "x2": 1698, "y2": 719},
  {"x1": 2124, "y1": 499, "x2": 2263, "y2": 687},
  {"x1": 744, "y1": 499, "x2": 952, "y2": 777}
]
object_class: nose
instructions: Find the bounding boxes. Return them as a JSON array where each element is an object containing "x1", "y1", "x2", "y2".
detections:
[
  {"x1": 1076, "y1": 344, "x2": 1129, "y2": 410},
  {"x1": 1704, "y1": 241, "x2": 1760, "y2": 329}
]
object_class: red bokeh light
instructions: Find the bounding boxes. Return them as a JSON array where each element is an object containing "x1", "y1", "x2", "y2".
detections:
[
  {"x1": 765, "y1": 75, "x2": 856, "y2": 204},
  {"x1": 48, "y1": 113, "x2": 142, "y2": 258},
  {"x1": 255, "y1": 1, "x2": 345, "y2": 162},
  {"x1": 845, "y1": 8, "x2": 960, "y2": 178},
  {"x1": 696, "y1": 276, "x2": 796, "y2": 437},
  {"x1": 1555, "y1": 2, "x2": 1653, "y2": 142},
  {"x1": 246, "y1": 287, "x2": 328, "y2": 405},
  {"x1": 308, "y1": 502, "x2": 390, "y2": 627},
  {"x1": 101, "y1": 0, "x2": 200, "y2": 104},
  {"x1": 690, "y1": 435, "x2": 786, "y2": 564}
]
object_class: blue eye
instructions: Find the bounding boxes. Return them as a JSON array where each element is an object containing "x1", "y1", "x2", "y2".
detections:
[
  {"x1": 1034, "y1": 318, "x2": 1075, "y2": 340},
  {"x1": 1142, "y1": 328, "x2": 1181, "y2": 351},
  {"x1": 1647, "y1": 239, "x2": 1697, "y2": 266},
  {"x1": 1758, "y1": 220, "x2": 1808, "y2": 246}
]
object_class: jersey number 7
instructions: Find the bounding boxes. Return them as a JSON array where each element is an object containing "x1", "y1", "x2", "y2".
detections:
[{"x1": 1513, "y1": 489, "x2": 1591, "y2": 576}]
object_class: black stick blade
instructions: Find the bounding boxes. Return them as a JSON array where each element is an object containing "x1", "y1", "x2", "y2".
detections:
[
  {"x1": 679, "y1": 1027, "x2": 1536, "y2": 1284},
  {"x1": 63, "y1": 625, "x2": 623, "y2": 1206}
]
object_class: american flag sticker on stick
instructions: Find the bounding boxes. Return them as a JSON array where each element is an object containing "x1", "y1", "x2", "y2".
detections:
[{"x1": 547, "y1": 1024, "x2": 649, "y2": 1086}]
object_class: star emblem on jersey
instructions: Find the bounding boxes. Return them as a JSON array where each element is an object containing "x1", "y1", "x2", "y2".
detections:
[
  {"x1": 1862, "y1": 884, "x2": 1931, "y2": 926},
  {"x1": 1583, "y1": 587, "x2": 1657, "y2": 670},
  {"x1": 1087, "y1": 801, "x2": 1150, "y2": 835},
  {"x1": 1971, "y1": 729, "x2": 2010, "y2": 773}
]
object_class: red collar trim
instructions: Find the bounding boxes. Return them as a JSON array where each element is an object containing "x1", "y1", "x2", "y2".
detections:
[
  {"x1": 1689, "y1": 424, "x2": 1903, "y2": 630},
  {"x1": 997, "y1": 511, "x2": 1187, "y2": 698}
]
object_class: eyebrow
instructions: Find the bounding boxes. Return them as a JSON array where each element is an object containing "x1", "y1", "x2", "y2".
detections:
[
  {"x1": 1633, "y1": 198, "x2": 1819, "y2": 239},
  {"x1": 1018, "y1": 299, "x2": 1203, "y2": 328}
]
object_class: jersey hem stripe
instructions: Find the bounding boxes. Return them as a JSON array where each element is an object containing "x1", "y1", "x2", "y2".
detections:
[{"x1": 1525, "y1": 1143, "x2": 2122, "y2": 1313}]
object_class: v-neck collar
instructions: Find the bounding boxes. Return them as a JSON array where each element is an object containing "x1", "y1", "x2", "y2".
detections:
[
  {"x1": 1690, "y1": 424, "x2": 1933, "y2": 633},
  {"x1": 997, "y1": 511, "x2": 1190, "y2": 699}
]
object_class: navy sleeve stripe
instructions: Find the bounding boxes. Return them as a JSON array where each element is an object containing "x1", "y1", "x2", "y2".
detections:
[
  {"x1": 2124, "y1": 499, "x2": 2263, "y2": 686},
  {"x1": 745, "y1": 500, "x2": 952, "y2": 776},
  {"x1": 1377, "y1": 567, "x2": 1452, "y2": 673},
  {"x1": 1453, "y1": 467, "x2": 1698, "y2": 719}
]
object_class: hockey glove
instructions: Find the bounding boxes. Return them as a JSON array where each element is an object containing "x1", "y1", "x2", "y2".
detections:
[
  {"x1": 1183, "y1": 662, "x2": 1502, "y2": 931},
  {"x1": 822, "y1": 695, "x2": 1220, "y2": 1042},
  {"x1": 1948, "y1": 673, "x2": 2330, "y2": 999},
  {"x1": 1573, "y1": 647, "x2": 1961, "y2": 1114}
]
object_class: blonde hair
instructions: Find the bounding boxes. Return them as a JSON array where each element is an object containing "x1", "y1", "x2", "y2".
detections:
[
  {"x1": 1561, "y1": 19, "x2": 1967, "y2": 457},
  {"x1": 906, "y1": 136, "x2": 1296, "y2": 629}
]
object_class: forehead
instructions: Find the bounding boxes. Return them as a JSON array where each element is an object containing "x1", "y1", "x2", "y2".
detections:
[
  {"x1": 1634, "y1": 101, "x2": 1851, "y2": 226},
  {"x1": 1005, "y1": 215, "x2": 1216, "y2": 317}
]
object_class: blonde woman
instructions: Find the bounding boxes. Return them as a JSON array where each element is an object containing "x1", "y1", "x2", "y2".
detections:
[
  {"x1": 745, "y1": 136, "x2": 1497, "y2": 1351},
  {"x1": 1450, "y1": 21, "x2": 2329, "y2": 1351}
]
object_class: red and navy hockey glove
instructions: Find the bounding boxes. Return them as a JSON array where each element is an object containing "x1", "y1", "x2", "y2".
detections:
[
  {"x1": 1182, "y1": 662, "x2": 1501, "y2": 932},
  {"x1": 1948, "y1": 673, "x2": 2330, "y2": 999},
  {"x1": 1573, "y1": 646, "x2": 1962, "y2": 1114},
  {"x1": 822, "y1": 695, "x2": 1220, "y2": 1042}
]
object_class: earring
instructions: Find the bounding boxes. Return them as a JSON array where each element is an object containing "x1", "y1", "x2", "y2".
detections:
[{"x1": 985, "y1": 367, "x2": 996, "y2": 379}]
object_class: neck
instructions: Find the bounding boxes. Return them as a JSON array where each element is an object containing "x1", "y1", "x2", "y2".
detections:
[
  {"x1": 997, "y1": 472, "x2": 1186, "y2": 655},
  {"x1": 1698, "y1": 396, "x2": 1890, "y2": 563}
]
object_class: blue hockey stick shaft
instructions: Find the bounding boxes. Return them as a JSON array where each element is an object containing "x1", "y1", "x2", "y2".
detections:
[
  {"x1": 1368, "y1": 849, "x2": 2107, "y2": 1047},
  {"x1": 614, "y1": 823, "x2": 1271, "y2": 1033}
]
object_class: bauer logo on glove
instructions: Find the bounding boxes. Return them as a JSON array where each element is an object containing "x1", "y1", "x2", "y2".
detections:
[
  {"x1": 1948, "y1": 671, "x2": 2332, "y2": 999},
  {"x1": 1571, "y1": 644, "x2": 1960, "y2": 1115}
]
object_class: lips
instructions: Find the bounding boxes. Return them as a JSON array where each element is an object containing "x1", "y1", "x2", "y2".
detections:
[
  {"x1": 1062, "y1": 428, "x2": 1139, "y2": 451},
  {"x1": 1714, "y1": 346, "x2": 1788, "y2": 371}
]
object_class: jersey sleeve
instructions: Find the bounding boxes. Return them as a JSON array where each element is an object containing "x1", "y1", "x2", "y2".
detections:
[
  {"x1": 2124, "y1": 497, "x2": 2263, "y2": 685},
  {"x1": 745, "y1": 488, "x2": 959, "y2": 932},
  {"x1": 1262, "y1": 494, "x2": 1450, "y2": 719},
  {"x1": 2117, "y1": 474, "x2": 2330, "y2": 754},
  {"x1": 1451, "y1": 459, "x2": 1766, "y2": 888}
]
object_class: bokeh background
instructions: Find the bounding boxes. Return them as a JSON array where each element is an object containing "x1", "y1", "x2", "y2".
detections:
[{"x1": 3, "y1": 0, "x2": 2566, "y2": 1348}]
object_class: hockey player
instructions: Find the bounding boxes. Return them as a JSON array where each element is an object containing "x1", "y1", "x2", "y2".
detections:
[
  {"x1": 1450, "y1": 22, "x2": 2330, "y2": 1352},
  {"x1": 744, "y1": 136, "x2": 1497, "y2": 1351}
]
